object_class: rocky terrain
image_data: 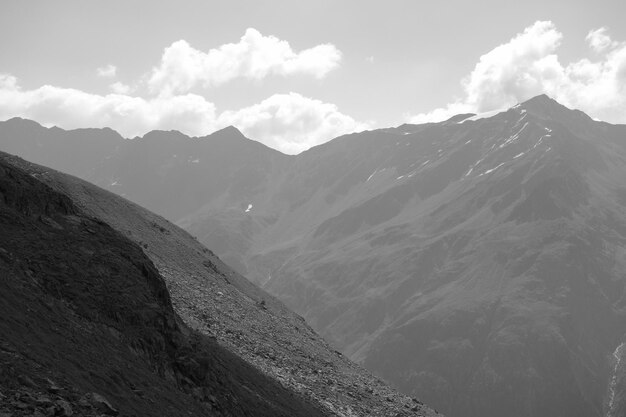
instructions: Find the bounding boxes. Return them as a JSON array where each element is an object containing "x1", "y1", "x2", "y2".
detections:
[
  {"x1": 3, "y1": 95, "x2": 626, "y2": 417},
  {"x1": 0, "y1": 151, "x2": 439, "y2": 416},
  {"x1": 0, "y1": 153, "x2": 331, "y2": 416}
]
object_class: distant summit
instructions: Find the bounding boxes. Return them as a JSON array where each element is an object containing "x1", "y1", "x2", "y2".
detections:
[
  {"x1": 215, "y1": 125, "x2": 246, "y2": 137},
  {"x1": 516, "y1": 93, "x2": 594, "y2": 124}
]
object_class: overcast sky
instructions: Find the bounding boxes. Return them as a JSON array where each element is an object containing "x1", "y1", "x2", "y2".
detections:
[{"x1": 1, "y1": 0, "x2": 625, "y2": 153}]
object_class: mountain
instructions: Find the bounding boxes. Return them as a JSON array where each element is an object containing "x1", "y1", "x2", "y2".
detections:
[
  {"x1": 2, "y1": 94, "x2": 626, "y2": 417},
  {"x1": 0, "y1": 151, "x2": 439, "y2": 417},
  {"x1": 0, "y1": 153, "x2": 325, "y2": 417}
]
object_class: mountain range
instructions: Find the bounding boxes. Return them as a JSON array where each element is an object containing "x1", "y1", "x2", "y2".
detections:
[{"x1": 2, "y1": 94, "x2": 626, "y2": 417}]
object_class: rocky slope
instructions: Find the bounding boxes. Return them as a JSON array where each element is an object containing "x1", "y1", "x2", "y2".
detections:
[
  {"x1": 3, "y1": 95, "x2": 626, "y2": 417},
  {"x1": 0, "y1": 154, "x2": 327, "y2": 417},
  {"x1": 0, "y1": 151, "x2": 439, "y2": 417}
]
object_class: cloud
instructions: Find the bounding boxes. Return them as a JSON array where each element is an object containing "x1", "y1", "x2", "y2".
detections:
[
  {"x1": 148, "y1": 28, "x2": 342, "y2": 95},
  {"x1": 109, "y1": 81, "x2": 132, "y2": 95},
  {"x1": 0, "y1": 74, "x2": 362, "y2": 153},
  {"x1": 408, "y1": 21, "x2": 626, "y2": 124},
  {"x1": 96, "y1": 64, "x2": 117, "y2": 78},
  {"x1": 218, "y1": 92, "x2": 368, "y2": 154},
  {"x1": 0, "y1": 73, "x2": 217, "y2": 138},
  {"x1": 586, "y1": 28, "x2": 614, "y2": 52}
]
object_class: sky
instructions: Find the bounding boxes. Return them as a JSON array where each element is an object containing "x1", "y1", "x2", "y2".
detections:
[{"x1": 0, "y1": 0, "x2": 625, "y2": 154}]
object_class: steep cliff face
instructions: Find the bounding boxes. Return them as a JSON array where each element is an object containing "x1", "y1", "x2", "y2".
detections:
[{"x1": 0, "y1": 156, "x2": 326, "y2": 417}]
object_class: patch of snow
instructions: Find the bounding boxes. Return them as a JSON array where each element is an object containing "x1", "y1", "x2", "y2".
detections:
[
  {"x1": 533, "y1": 136, "x2": 547, "y2": 149},
  {"x1": 463, "y1": 108, "x2": 505, "y2": 122},
  {"x1": 513, "y1": 113, "x2": 528, "y2": 127},
  {"x1": 607, "y1": 342, "x2": 625, "y2": 416},
  {"x1": 245, "y1": 204, "x2": 253, "y2": 213},
  {"x1": 466, "y1": 156, "x2": 485, "y2": 176},
  {"x1": 110, "y1": 181, "x2": 119, "y2": 186},
  {"x1": 366, "y1": 170, "x2": 378, "y2": 182},
  {"x1": 465, "y1": 140, "x2": 472, "y2": 145},
  {"x1": 191, "y1": 158, "x2": 200, "y2": 163},
  {"x1": 396, "y1": 175, "x2": 405, "y2": 180},
  {"x1": 499, "y1": 122, "x2": 529, "y2": 149},
  {"x1": 420, "y1": 160, "x2": 430, "y2": 167},
  {"x1": 478, "y1": 162, "x2": 506, "y2": 177},
  {"x1": 408, "y1": 170, "x2": 417, "y2": 178},
  {"x1": 514, "y1": 152, "x2": 525, "y2": 159}
]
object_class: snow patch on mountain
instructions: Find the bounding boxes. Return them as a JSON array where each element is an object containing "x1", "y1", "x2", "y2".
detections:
[{"x1": 463, "y1": 108, "x2": 506, "y2": 122}]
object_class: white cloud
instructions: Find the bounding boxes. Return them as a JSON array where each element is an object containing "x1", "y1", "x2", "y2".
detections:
[
  {"x1": 0, "y1": 73, "x2": 18, "y2": 90},
  {"x1": 218, "y1": 92, "x2": 368, "y2": 154},
  {"x1": 109, "y1": 81, "x2": 132, "y2": 95},
  {"x1": 148, "y1": 28, "x2": 342, "y2": 95},
  {"x1": 586, "y1": 28, "x2": 614, "y2": 52},
  {"x1": 96, "y1": 64, "x2": 117, "y2": 78},
  {"x1": 0, "y1": 29, "x2": 356, "y2": 153},
  {"x1": 0, "y1": 73, "x2": 217, "y2": 138},
  {"x1": 408, "y1": 21, "x2": 626, "y2": 124},
  {"x1": 0, "y1": 74, "x2": 363, "y2": 153}
]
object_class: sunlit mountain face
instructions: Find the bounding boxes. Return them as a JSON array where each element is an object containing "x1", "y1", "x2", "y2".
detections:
[{"x1": 2, "y1": 95, "x2": 626, "y2": 417}]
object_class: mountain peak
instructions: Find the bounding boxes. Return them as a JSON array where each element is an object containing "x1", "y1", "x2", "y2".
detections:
[
  {"x1": 3, "y1": 116, "x2": 45, "y2": 129},
  {"x1": 518, "y1": 94, "x2": 563, "y2": 111},
  {"x1": 516, "y1": 94, "x2": 593, "y2": 124},
  {"x1": 215, "y1": 125, "x2": 245, "y2": 137}
]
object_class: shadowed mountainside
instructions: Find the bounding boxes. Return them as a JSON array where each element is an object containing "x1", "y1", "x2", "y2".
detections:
[{"x1": 0, "y1": 154, "x2": 326, "y2": 417}]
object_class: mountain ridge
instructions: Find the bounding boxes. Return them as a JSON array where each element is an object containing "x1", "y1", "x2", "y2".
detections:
[{"x1": 2, "y1": 95, "x2": 626, "y2": 417}]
